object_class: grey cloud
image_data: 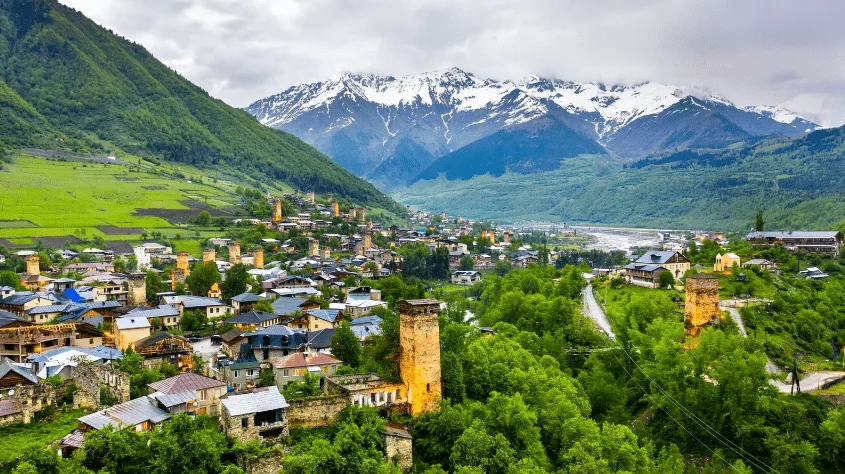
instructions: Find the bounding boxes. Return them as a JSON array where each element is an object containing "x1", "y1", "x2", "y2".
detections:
[{"x1": 62, "y1": 0, "x2": 845, "y2": 126}]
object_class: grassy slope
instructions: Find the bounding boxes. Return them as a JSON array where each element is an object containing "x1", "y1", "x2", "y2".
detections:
[
  {"x1": 0, "y1": 0, "x2": 400, "y2": 213},
  {"x1": 0, "y1": 408, "x2": 84, "y2": 467}
]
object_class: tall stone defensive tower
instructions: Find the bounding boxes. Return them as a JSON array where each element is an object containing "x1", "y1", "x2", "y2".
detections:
[
  {"x1": 251, "y1": 247, "x2": 264, "y2": 269},
  {"x1": 306, "y1": 192, "x2": 315, "y2": 204},
  {"x1": 349, "y1": 207, "x2": 358, "y2": 220},
  {"x1": 202, "y1": 248, "x2": 216, "y2": 264},
  {"x1": 398, "y1": 299, "x2": 442, "y2": 416},
  {"x1": 176, "y1": 252, "x2": 190, "y2": 273},
  {"x1": 332, "y1": 201, "x2": 340, "y2": 217},
  {"x1": 363, "y1": 231, "x2": 372, "y2": 250},
  {"x1": 127, "y1": 272, "x2": 147, "y2": 307},
  {"x1": 685, "y1": 273, "x2": 721, "y2": 337},
  {"x1": 171, "y1": 267, "x2": 187, "y2": 291},
  {"x1": 308, "y1": 238, "x2": 319, "y2": 257},
  {"x1": 273, "y1": 199, "x2": 283, "y2": 223},
  {"x1": 228, "y1": 241, "x2": 241, "y2": 265},
  {"x1": 358, "y1": 207, "x2": 366, "y2": 223},
  {"x1": 26, "y1": 256, "x2": 39, "y2": 275}
]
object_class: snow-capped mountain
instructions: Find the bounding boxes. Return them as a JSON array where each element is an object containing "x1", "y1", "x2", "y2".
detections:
[{"x1": 245, "y1": 68, "x2": 821, "y2": 187}]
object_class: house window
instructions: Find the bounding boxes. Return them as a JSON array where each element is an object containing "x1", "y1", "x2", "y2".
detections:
[
  {"x1": 241, "y1": 418, "x2": 248, "y2": 429},
  {"x1": 200, "y1": 391, "x2": 206, "y2": 401},
  {"x1": 234, "y1": 370, "x2": 240, "y2": 378},
  {"x1": 321, "y1": 366, "x2": 328, "y2": 373},
  {"x1": 426, "y1": 383, "x2": 430, "y2": 392},
  {"x1": 247, "y1": 369, "x2": 254, "y2": 376},
  {"x1": 283, "y1": 369, "x2": 289, "y2": 377}
]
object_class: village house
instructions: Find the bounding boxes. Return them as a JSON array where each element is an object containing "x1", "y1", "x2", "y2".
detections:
[
  {"x1": 271, "y1": 351, "x2": 342, "y2": 389},
  {"x1": 114, "y1": 316, "x2": 151, "y2": 350},
  {"x1": 743, "y1": 259, "x2": 777, "y2": 272},
  {"x1": 345, "y1": 299, "x2": 387, "y2": 319},
  {"x1": 746, "y1": 231, "x2": 844, "y2": 255},
  {"x1": 27, "y1": 345, "x2": 122, "y2": 379},
  {"x1": 286, "y1": 309, "x2": 343, "y2": 331},
  {"x1": 0, "y1": 357, "x2": 38, "y2": 395},
  {"x1": 220, "y1": 328, "x2": 247, "y2": 357},
  {"x1": 241, "y1": 325, "x2": 308, "y2": 362},
  {"x1": 623, "y1": 250, "x2": 690, "y2": 288},
  {"x1": 349, "y1": 316, "x2": 382, "y2": 341},
  {"x1": 222, "y1": 360, "x2": 261, "y2": 392},
  {"x1": 0, "y1": 322, "x2": 104, "y2": 363},
  {"x1": 220, "y1": 386, "x2": 290, "y2": 442},
  {"x1": 225, "y1": 310, "x2": 284, "y2": 330},
  {"x1": 714, "y1": 253, "x2": 741, "y2": 272},
  {"x1": 160, "y1": 295, "x2": 230, "y2": 319},
  {"x1": 78, "y1": 396, "x2": 171, "y2": 433},
  {"x1": 133, "y1": 332, "x2": 194, "y2": 370},
  {"x1": 384, "y1": 422, "x2": 413, "y2": 471},
  {"x1": 451, "y1": 270, "x2": 482, "y2": 285},
  {"x1": 0, "y1": 292, "x2": 53, "y2": 318},
  {"x1": 121, "y1": 304, "x2": 181, "y2": 330},
  {"x1": 325, "y1": 373, "x2": 407, "y2": 409},
  {"x1": 271, "y1": 297, "x2": 320, "y2": 317},
  {"x1": 305, "y1": 328, "x2": 335, "y2": 353},
  {"x1": 147, "y1": 372, "x2": 227, "y2": 415}
]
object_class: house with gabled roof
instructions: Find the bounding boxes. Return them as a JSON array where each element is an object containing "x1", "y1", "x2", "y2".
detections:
[
  {"x1": 270, "y1": 352, "x2": 341, "y2": 389},
  {"x1": 240, "y1": 325, "x2": 307, "y2": 362},
  {"x1": 225, "y1": 310, "x2": 283, "y2": 330},
  {"x1": 286, "y1": 309, "x2": 343, "y2": 331},
  {"x1": 160, "y1": 295, "x2": 230, "y2": 320},
  {"x1": 0, "y1": 292, "x2": 53, "y2": 318},
  {"x1": 623, "y1": 250, "x2": 690, "y2": 288},
  {"x1": 79, "y1": 396, "x2": 171, "y2": 433},
  {"x1": 220, "y1": 386, "x2": 289, "y2": 442},
  {"x1": 147, "y1": 372, "x2": 227, "y2": 415},
  {"x1": 231, "y1": 292, "x2": 267, "y2": 315},
  {"x1": 271, "y1": 297, "x2": 319, "y2": 317}
]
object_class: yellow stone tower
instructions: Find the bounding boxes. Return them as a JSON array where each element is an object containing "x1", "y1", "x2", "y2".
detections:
[
  {"x1": 273, "y1": 199, "x2": 283, "y2": 223},
  {"x1": 398, "y1": 299, "x2": 442, "y2": 416},
  {"x1": 684, "y1": 273, "x2": 721, "y2": 337}
]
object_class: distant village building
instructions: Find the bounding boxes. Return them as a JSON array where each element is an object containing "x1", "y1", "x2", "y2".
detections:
[
  {"x1": 746, "y1": 231, "x2": 843, "y2": 255},
  {"x1": 451, "y1": 270, "x2": 482, "y2": 285},
  {"x1": 623, "y1": 250, "x2": 690, "y2": 288},
  {"x1": 713, "y1": 253, "x2": 741, "y2": 272},
  {"x1": 220, "y1": 386, "x2": 289, "y2": 442}
]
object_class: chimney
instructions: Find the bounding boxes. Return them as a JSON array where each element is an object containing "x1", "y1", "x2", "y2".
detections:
[
  {"x1": 26, "y1": 256, "x2": 40, "y2": 275},
  {"x1": 202, "y1": 248, "x2": 216, "y2": 264},
  {"x1": 273, "y1": 199, "x2": 283, "y2": 223},
  {"x1": 127, "y1": 272, "x2": 147, "y2": 307},
  {"x1": 228, "y1": 241, "x2": 241, "y2": 265},
  {"x1": 332, "y1": 201, "x2": 340, "y2": 217},
  {"x1": 251, "y1": 247, "x2": 264, "y2": 269},
  {"x1": 176, "y1": 251, "x2": 190, "y2": 272}
]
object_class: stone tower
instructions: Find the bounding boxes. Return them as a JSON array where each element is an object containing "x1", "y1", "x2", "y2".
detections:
[
  {"x1": 176, "y1": 252, "x2": 190, "y2": 273},
  {"x1": 26, "y1": 256, "x2": 39, "y2": 275},
  {"x1": 367, "y1": 219, "x2": 373, "y2": 230},
  {"x1": 171, "y1": 267, "x2": 187, "y2": 291},
  {"x1": 481, "y1": 229, "x2": 488, "y2": 242},
  {"x1": 228, "y1": 241, "x2": 241, "y2": 265},
  {"x1": 332, "y1": 201, "x2": 340, "y2": 217},
  {"x1": 251, "y1": 247, "x2": 264, "y2": 269},
  {"x1": 349, "y1": 207, "x2": 358, "y2": 220},
  {"x1": 685, "y1": 273, "x2": 721, "y2": 337},
  {"x1": 308, "y1": 238, "x2": 319, "y2": 257},
  {"x1": 126, "y1": 272, "x2": 147, "y2": 306},
  {"x1": 127, "y1": 272, "x2": 147, "y2": 307},
  {"x1": 503, "y1": 231, "x2": 511, "y2": 243},
  {"x1": 273, "y1": 199, "x2": 283, "y2": 223},
  {"x1": 363, "y1": 231, "x2": 372, "y2": 250},
  {"x1": 306, "y1": 191, "x2": 315, "y2": 204},
  {"x1": 398, "y1": 299, "x2": 442, "y2": 416},
  {"x1": 202, "y1": 248, "x2": 216, "y2": 264},
  {"x1": 358, "y1": 207, "x2": 366, "y2": 223},
  {"x1": 327, "y1": 193, "x2": 333, "y2": 203}
]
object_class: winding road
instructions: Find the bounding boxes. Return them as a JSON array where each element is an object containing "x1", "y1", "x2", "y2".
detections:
[{"x1": 581, "y1": 275, "x2": 616, "y2": 341}]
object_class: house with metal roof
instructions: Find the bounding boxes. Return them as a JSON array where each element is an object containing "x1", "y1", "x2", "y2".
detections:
[
  {"x1": 270, "y1": 297, "x2": 318, "y2": 317},
  {"x1": 240, "y1": 325, "x2": 308, "y2": 363},
  {"x1": 147, "y1": 372, "x2": 227, "y2": 415},
  {"x1": 306, "y1": 328, "x2": 335, "y2": 353},
  {"x1": 225, "y1": 310, "x2": 283, "y2": 330},
  {"x1": 344, "y1": 299, "x2": 387, "y2": 319},
  {"x1": 0, "y1": 357, "x2": 38, "y2": 392},
  {"x1": 746, "y1": 231, "x2": 843, "y2": 255},
  {"x1": 27, "y1": 346, "x2": 122, "y2": 379},
  {"x1": 79, "y1": 396, "x2": 171, "y2": 432},
  {"x1": 286, "y1": 309, "x2": 343, "y2": 332},
  {"x1": 271, "y1": 352, "x2": 342, "y2": 389},
  {"x1": 114, "y1": 316, "x2": 151, "y2": 350},
  {"x1": 160, "y1": 295, "x2": 231, "y2": 320},
  {"x1": 623, "y1": 250, "x2": 690, "y2": 288},
  {"x1": 231, "y1": 292, "x2": 267, "y2": 315},
  {"x1": 0, "y1": 292, "x2": 53, "y2": 318},
  {"x1": 222, "y1": 360, "x2": 261, "y2": 392},
  {"x1": 220, "y1": 386, "x2": 289, "y2": 442},
  {"x1": 350, "y1": 316, "x2": 383, "y2": 340},
  {"x1": 133, "y1": 332, "x2": 194, "y2": 370}
]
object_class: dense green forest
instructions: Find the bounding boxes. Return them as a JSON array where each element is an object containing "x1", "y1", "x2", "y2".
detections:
[
  {"x1": 0, "y1": 0, "x2": 401, "y2": 213},
  {"x1": 396, "y1": 126, "x2": 845, "y2": 230}
]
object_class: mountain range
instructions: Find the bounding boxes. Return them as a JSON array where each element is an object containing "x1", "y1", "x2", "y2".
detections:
[
  {"x1": 246, "y1": 68, "x2": 821, "y2": 189},
  {"x1": 0, "y1": 0, "x2": 400, "y2": 213}
]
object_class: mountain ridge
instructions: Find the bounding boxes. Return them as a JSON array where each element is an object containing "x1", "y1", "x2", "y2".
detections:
[{"x1": 246, "y1": 67, "x2": 821, "y2": 188}]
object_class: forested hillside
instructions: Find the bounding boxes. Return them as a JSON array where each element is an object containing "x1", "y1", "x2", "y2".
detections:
[
  {"x1": 398, "y1": 125, "x2": 845, "y2": 230},
  {"x1": 0, "y1": 0, "x2": 401, "y2": 212}
]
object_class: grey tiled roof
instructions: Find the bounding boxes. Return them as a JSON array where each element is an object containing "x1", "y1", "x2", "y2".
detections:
[
  {"x1": 79, "y1": 397, "x2": 171, "y2": 430},
  {"x1": 147, "y1": 372, "x2": 225, "y2": 394},
  {"x1": 150, "y1": 390, "x2": 199, "y2": 408},
  {"x1": 221, "y1": 386, "x2": 288, "y2": 416}
]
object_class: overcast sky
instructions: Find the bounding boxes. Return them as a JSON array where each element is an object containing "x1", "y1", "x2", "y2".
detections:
[{"x1": 63, "y1": 0, "x2": 845, "y2": 127}]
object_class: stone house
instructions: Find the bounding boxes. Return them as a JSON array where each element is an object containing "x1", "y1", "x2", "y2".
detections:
[
  {"x1": 623, "y1": 250, "x2": 690, "y2": 287},
  {"x1": 220, "y1": 386, "x2": 290, "y2": 442},
  {"x1": 0, "y1": 357, "x2": 38, "y2": 396},
  {"x1": 384, "y1": 421, "x2": 413, "y2": 471},
  {"x1": 148, "y1": 372, "x2": 227, "y2": 415},
  {"x1": 231, "y1": 292, "x2": 267, "y2": 315},
  {"x1": 325, "y1": 373, "x2": 407, "y2": 409},
  {"x1": 160, "y1": 295, "x2": 231, "y2": 320},
  {"x1": 220, "y1": 328, "x2": 247, "y2": 358},
  {"x1": 133, "y1": 332, "x2": 194, "y2": 370},
  {"x1": 344, "y1": 299, "x2": 387, "y2": 319},
  {"x1": 451, "y1": 271, "x2": 482, "y2": 285},
  {"x1": 241, "y1": 325, "x2": 307, "y2": 362},
  {"x1": 223, "y1": 360, "x2": 261, "y2": 392},
  {"x1": 78, "y1": 396, "x2": 171, "y2": 432},
  {"x1": 225, "y1": 310, "x2": 283, "y2": 330},
  {"x1": 0, "y1": 292, "x2": 53, "y2": 318}
]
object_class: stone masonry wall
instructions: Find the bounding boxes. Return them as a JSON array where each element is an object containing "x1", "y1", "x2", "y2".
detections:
[
  {"x1": 398, "y1": 303, "x2": 442, "y2": 416},
  {"x1": 72, "y1": 364, "x2": 130, "y2": 409},
  {"x1": 685, "y1": 275, "x2": 720, "y2": 337},
  {"x1": 385, "y1": 435, "x2": 413, "y2": 471},
  {"x1": 287, "y1": 395, "x2": 349, "y2": 429}
]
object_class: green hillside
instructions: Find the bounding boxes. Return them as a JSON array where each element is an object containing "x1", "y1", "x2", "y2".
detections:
[
  {"x1": 0, "y1": 0, "x2": 400, "y2": 213},
  {"x1": 396, "y1": 126, "x2": 845, "y2": 230}
]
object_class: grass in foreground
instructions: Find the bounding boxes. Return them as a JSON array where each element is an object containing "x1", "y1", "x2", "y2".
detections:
[{"x1": 0, "y1": 407, "x2": 84, "y2": 467}]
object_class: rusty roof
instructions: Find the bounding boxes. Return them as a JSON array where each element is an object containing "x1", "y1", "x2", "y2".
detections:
[{"x1": 147, "y1": 372, "x2": 225, "y2": 394}]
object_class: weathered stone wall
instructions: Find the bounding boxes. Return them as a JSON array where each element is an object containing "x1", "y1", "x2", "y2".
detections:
[
  {"x1": 245, "y1": 452, "x2": 284, "y2": 474},
  {"x1": 685, "y1": 274, "x2": 720, "y2": 337},
  {"x1": 9, "y1": 383, "x2": 55, "y2": 423},
  {"x1": 398, "y1": 301, "x2": 442, "y2": 416},
  {"x1": 222, "y1": 407, "x2": 290, "y2": 443},
  {"x1": 385, "y1": 435, "x2": 413, "y2": 472},
  {"x1": 287, "y1": 395, "x2": 349, "y2": 429},
  {"x1": 72, "y1": 364, "x2": 130, "y2": 409},
  {"x1": 0, "y1": 410, "x2": 25, "y2": 427},
  {"x1": 127, "y1": 273, "x2": 147, "y2": 307},
  {"x1": 229, "y1": 241, "x2": 241, "y2": 264}
]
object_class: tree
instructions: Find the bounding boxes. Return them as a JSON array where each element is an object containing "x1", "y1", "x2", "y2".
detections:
[
  {"x1": 187, "y1": 262, "x2": 222, "y2": 297},
  {"x1": 331, "y1": 322, "x2": 362, "y2": 367},
  {"x1": 659, "y1": 270, "x2": 675, "y2": 289},
  {"x1": 181, "y1": 310, "x2": 207, "y2": 332},
  {"x1": 755, "y1": 209, "x2": 765, "y2": 232},
  {"x1": 253, "y1": 299, "x2": 273, "y2": 313},
  {"x1": 459, "y1": 255, "x2": 474, "y2": 271},
  {"x1": 221, "y1": 263, "x2": 250, "y2": 303},
  {"x1": 196, "y1": 210, "x2": 211, "y2": 226},
  {"x1": 145, "y1": 270, "x2": 163, "y2": 304},
  {"x1": 0, "y1": 270, "x2": 23, "y2": 290},
  {"x1": 259, "y1": 367, "x2": 275, "y2": 387},
  {"x1": 283, "y1": 372, "x2": 322, "y2": 400}
]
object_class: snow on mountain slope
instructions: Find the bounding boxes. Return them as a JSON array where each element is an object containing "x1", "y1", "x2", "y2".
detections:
[{"x1": 245, "y1": 68, "x2": 822, "y2": 186}]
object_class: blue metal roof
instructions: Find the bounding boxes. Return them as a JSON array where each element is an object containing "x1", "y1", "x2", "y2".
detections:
[{"x1": 62, "y1": 288, "x2": 86, "y2": 303}]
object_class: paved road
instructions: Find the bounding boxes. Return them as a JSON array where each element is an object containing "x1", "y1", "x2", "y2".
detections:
[
  {"x1": 771, "y1": 371, "x2": 845, "y2": 393},
  {"x1": 191, "y1": 337, "x2": 222, "y2": 361},
  {"x1": 581, "y1": 277, "x2": 616, "y2": 342},
  {"x1": 721, "y1": 306, "x2": 748, "y2": 337}
]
